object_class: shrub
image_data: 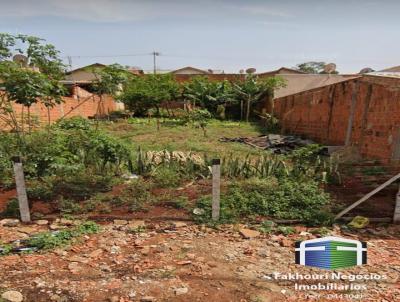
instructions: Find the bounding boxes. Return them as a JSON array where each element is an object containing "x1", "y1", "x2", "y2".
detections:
[
  {"x1": 55, "y1": 117, "x2": 91, "y2": 130},
  {"x1": 58, "y1": 198, "x2": 83, "y2": 214},
  {"x1": 151, "y1": 165, "x2": 182, "y2": 188},
  {"x1": 1, "y1": 198, "x2": 19, "y2": 218},
  {"x1": 53, "y1": 173, "x2": 114, "y2": 201},
  {"x1": 194, "y1": 177, "x2": 332, "y2": 225},
  {"x1": 119, "y1": 179, "x2": 153, "y2": 212}
]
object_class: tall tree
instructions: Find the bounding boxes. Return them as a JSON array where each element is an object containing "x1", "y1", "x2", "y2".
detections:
[
  {"x1": 295, "y1": 61, "x2": 339, "y2": 74},
  {"x1": 0, "y1": 33, "x2": 66, "y2": 132},
  {"x1": 90, "y1": 64, "x2": 132, "y2": 121},
  {"x1": 182, "y1": 77, "x2": 234, "y2": 117},
  {"x1": 119, "y1": 74, "x2": 179, "y2": 117}
]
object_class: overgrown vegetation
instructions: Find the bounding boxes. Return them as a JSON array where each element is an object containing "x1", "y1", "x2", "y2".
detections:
[
  {"x1": 194, "y1": 177, "x2": 333, "y2": 226},
  {"x1": 0, "y1": 221, "x2": 100, "y2": 255},
  {"x1": 0, "y1": 32, "x2": 339, "y2": 227}
]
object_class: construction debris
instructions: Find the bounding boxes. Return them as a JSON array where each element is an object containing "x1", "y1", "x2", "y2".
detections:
[{"x1": 219, "y1": 134, "x2": 316, "y2": 154}]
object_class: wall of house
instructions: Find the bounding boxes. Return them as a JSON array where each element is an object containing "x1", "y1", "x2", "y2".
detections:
[{"x1": 273, "y1": 75, "x2": 400, "y2": 162}]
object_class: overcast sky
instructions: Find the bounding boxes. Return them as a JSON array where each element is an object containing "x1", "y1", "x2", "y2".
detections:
[{"x1": 0, "y1": 0, "x2": 399, "y2": 73}]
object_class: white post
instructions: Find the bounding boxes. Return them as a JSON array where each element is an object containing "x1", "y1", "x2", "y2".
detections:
[
  {"x1": 212, "y1": 159, "x2": 221, "y2": 221},
  {"x1": 12, "y1": 157, "x2": 31, "y2": 222}
]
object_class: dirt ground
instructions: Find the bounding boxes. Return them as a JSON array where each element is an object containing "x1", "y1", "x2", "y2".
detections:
[
  {"x1": 0, "y1": 218, "x2": 400, "y2": 302},
  {"x1": 1, "y1": 162, "x2": 400, "y2": 302}
]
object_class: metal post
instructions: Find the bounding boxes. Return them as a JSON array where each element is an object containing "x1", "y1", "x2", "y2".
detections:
[
  {"x1": 212, "y1": 159, "x2": 221, "y2": 221},
  {"x1": 12, "y1": 156, "x2": 31, "y2": 222}
]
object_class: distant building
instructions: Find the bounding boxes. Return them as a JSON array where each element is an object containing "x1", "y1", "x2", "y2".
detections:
[
  {"x1": 64, "y1": 63, "x2": 143, "y2": 82},
  {"x1": 64, "y1": 63, "x2": 106, "y2": 83},
  {"x1": 258, "y1": 67, "x2": 305, "y2": 77},
  {"x1": 170, "y1": 66, "x2": 211, "y2": 75}
]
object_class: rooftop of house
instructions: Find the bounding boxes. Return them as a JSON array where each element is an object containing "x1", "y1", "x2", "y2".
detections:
[
  {"x1": 379, "y1": 65, "x2": 400, "y2": 72},
  {"x1": 274, "y1": 74, "x2": 359, "y2": 99}
]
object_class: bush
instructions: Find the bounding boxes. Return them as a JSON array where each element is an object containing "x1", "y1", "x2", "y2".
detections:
[
  {"x1": 1, "y1": 198, "x2": 19, "y2": 218},
  {"x1": 52, "y1": 173, "x2": 114, "y2": 201},
  {"x1": 151, "y1": 165, "x2": 182, "y2": 188},
  {"x1": 58, "y1": 198, "x2": 83, "y2": 214},
  {"x1": 194, "y1": 177, "x2": 332, "y2": 225},
  {"x1": 55, "y1": 117, "x2": 92, "y2": 130},
  {"x1": 0, "y1": 121, "x2": 133, "y2": 180},
  {"x1": 119, "y1": 179, "x2": 153, "y2": 212}
]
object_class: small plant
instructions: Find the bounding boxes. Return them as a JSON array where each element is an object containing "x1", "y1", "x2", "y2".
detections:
[
  {"x1": 0, "y1": 242, "x2": 13, "y2": 255},
  {"x1": 58, "y1": 198, "x2": 83, "y2": 214},
  {"x1": 151, "y1": 165, "x2": 181, "y2": 188},
  {"x1": 172, "y1": 196, "x2": 189, "y2": 209},
  {"x1": 311, "y1": 227, "x2": 331, "y2": 236},
  {"x1": 184, "y1": 109, "x2": 212, "y2": 137},
  {"x1": 276, "y1": 226, "x2": 295, "y2": 236},
  {"x1": 258, "y1": 220, "x2": 276, "y2": 234},
  {"x1": 120, "y1": 179, "x2": 153, "y2": 212},
  {"x1": 55, "y1": 117, "x2": 92, "y2": 130},
  {"x1": 26, "y1": 221, "x2": 100, "y2": 250},
  {"x1": 127, "y1": 225, "x2": 146, "y2": 234},
  {"x1": 0, "y1": 198, "x2": 19, "y2": 218}
]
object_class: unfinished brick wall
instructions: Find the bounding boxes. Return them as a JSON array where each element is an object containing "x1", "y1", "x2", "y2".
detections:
[
  {"x1": 274, "y1": 75, "x2": 400, "y2": 163},
  {"x1": 0, "y1": 86, "x2": 117, "y2": 128}
]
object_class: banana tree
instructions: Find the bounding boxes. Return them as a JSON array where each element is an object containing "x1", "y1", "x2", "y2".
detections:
[{"x1": 233, "y1": 74, "x2": 286, "y2": 122}]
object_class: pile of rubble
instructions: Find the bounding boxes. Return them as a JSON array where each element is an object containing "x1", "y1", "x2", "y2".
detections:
[{"x1": 219, "y1": 134, "x2": 317, "y2": 154}]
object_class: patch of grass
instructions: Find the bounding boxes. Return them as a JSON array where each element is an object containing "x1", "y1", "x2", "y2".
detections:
[
  {"x1": 0, "y1": 221, "x2": 100, "y2": 255},
  {"x1": 101, "y1": 118, "x2": 267, "y2": 157},
  {"x1": 26, "y1": 221, "x2": 100, "y2": 250}
]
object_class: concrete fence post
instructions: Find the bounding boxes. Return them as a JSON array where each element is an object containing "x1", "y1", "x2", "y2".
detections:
[
  {"x1": 12, "y1": 156, "x2": 31, "y2": 222},
  {"x1": 212, "y1": 159, "x2": 221, "y2": 221}
]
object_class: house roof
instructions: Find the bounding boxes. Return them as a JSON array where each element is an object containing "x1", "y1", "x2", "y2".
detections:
[
  {"x1": 170, "y1": 66, "x2": 210, "y2": 74},
  {"x1": 366, "y1": 72, "x2": 400, "y2": 79},
  {"x1": 274, "y1": 74, "x2": 359, "y2": 99},
  {"x1": 258, "y1": 67, "x2": 305, "y2": 76},
  {"x1": 379, "y1": 65, "x2": 400, "y2": 72},
  {"x1": 65, "y1": 63, "x2": 106, "y2": 75}
]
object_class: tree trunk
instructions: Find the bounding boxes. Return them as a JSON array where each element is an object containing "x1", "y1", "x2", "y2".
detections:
[
  {"x1": 47, "y1": 107, "x2": 51, "y2": 127},
  {"x1": 240, "y1": 100, "x2": 243, "y2": 121},
  {"x1": 27, "y1": 106, "x2": 31, "y2": 133},
  {"x1": 21, "y1": 106, "x2": 25, "y2": 134},
  {"x1": 246, "y1": 98, "x2": 251, "y2": 122}
]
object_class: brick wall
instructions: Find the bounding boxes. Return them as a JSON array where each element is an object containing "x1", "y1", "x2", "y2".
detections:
[
  {"x1": 0, "y1": 86, "x2": 118, "y2": 128},
  {"x1": 274, "y1": 75, "x2": 400, "y2": 163}
]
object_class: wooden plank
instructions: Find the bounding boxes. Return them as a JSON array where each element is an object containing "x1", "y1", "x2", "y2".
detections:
[
  {"x1": 212, "y1": 159, "x2": 221, "y2": 221},
  {"x1": 334, "y1": 172, "x2": 400, "y2": 220},
  {"x1": 12, "y1": 157, "x2": 31, "y2": 222}
]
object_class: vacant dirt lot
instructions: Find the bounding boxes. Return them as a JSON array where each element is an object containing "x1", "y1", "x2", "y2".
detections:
[{"x1": 1, "y1": 219, "x2": 399, "y2": 302}]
